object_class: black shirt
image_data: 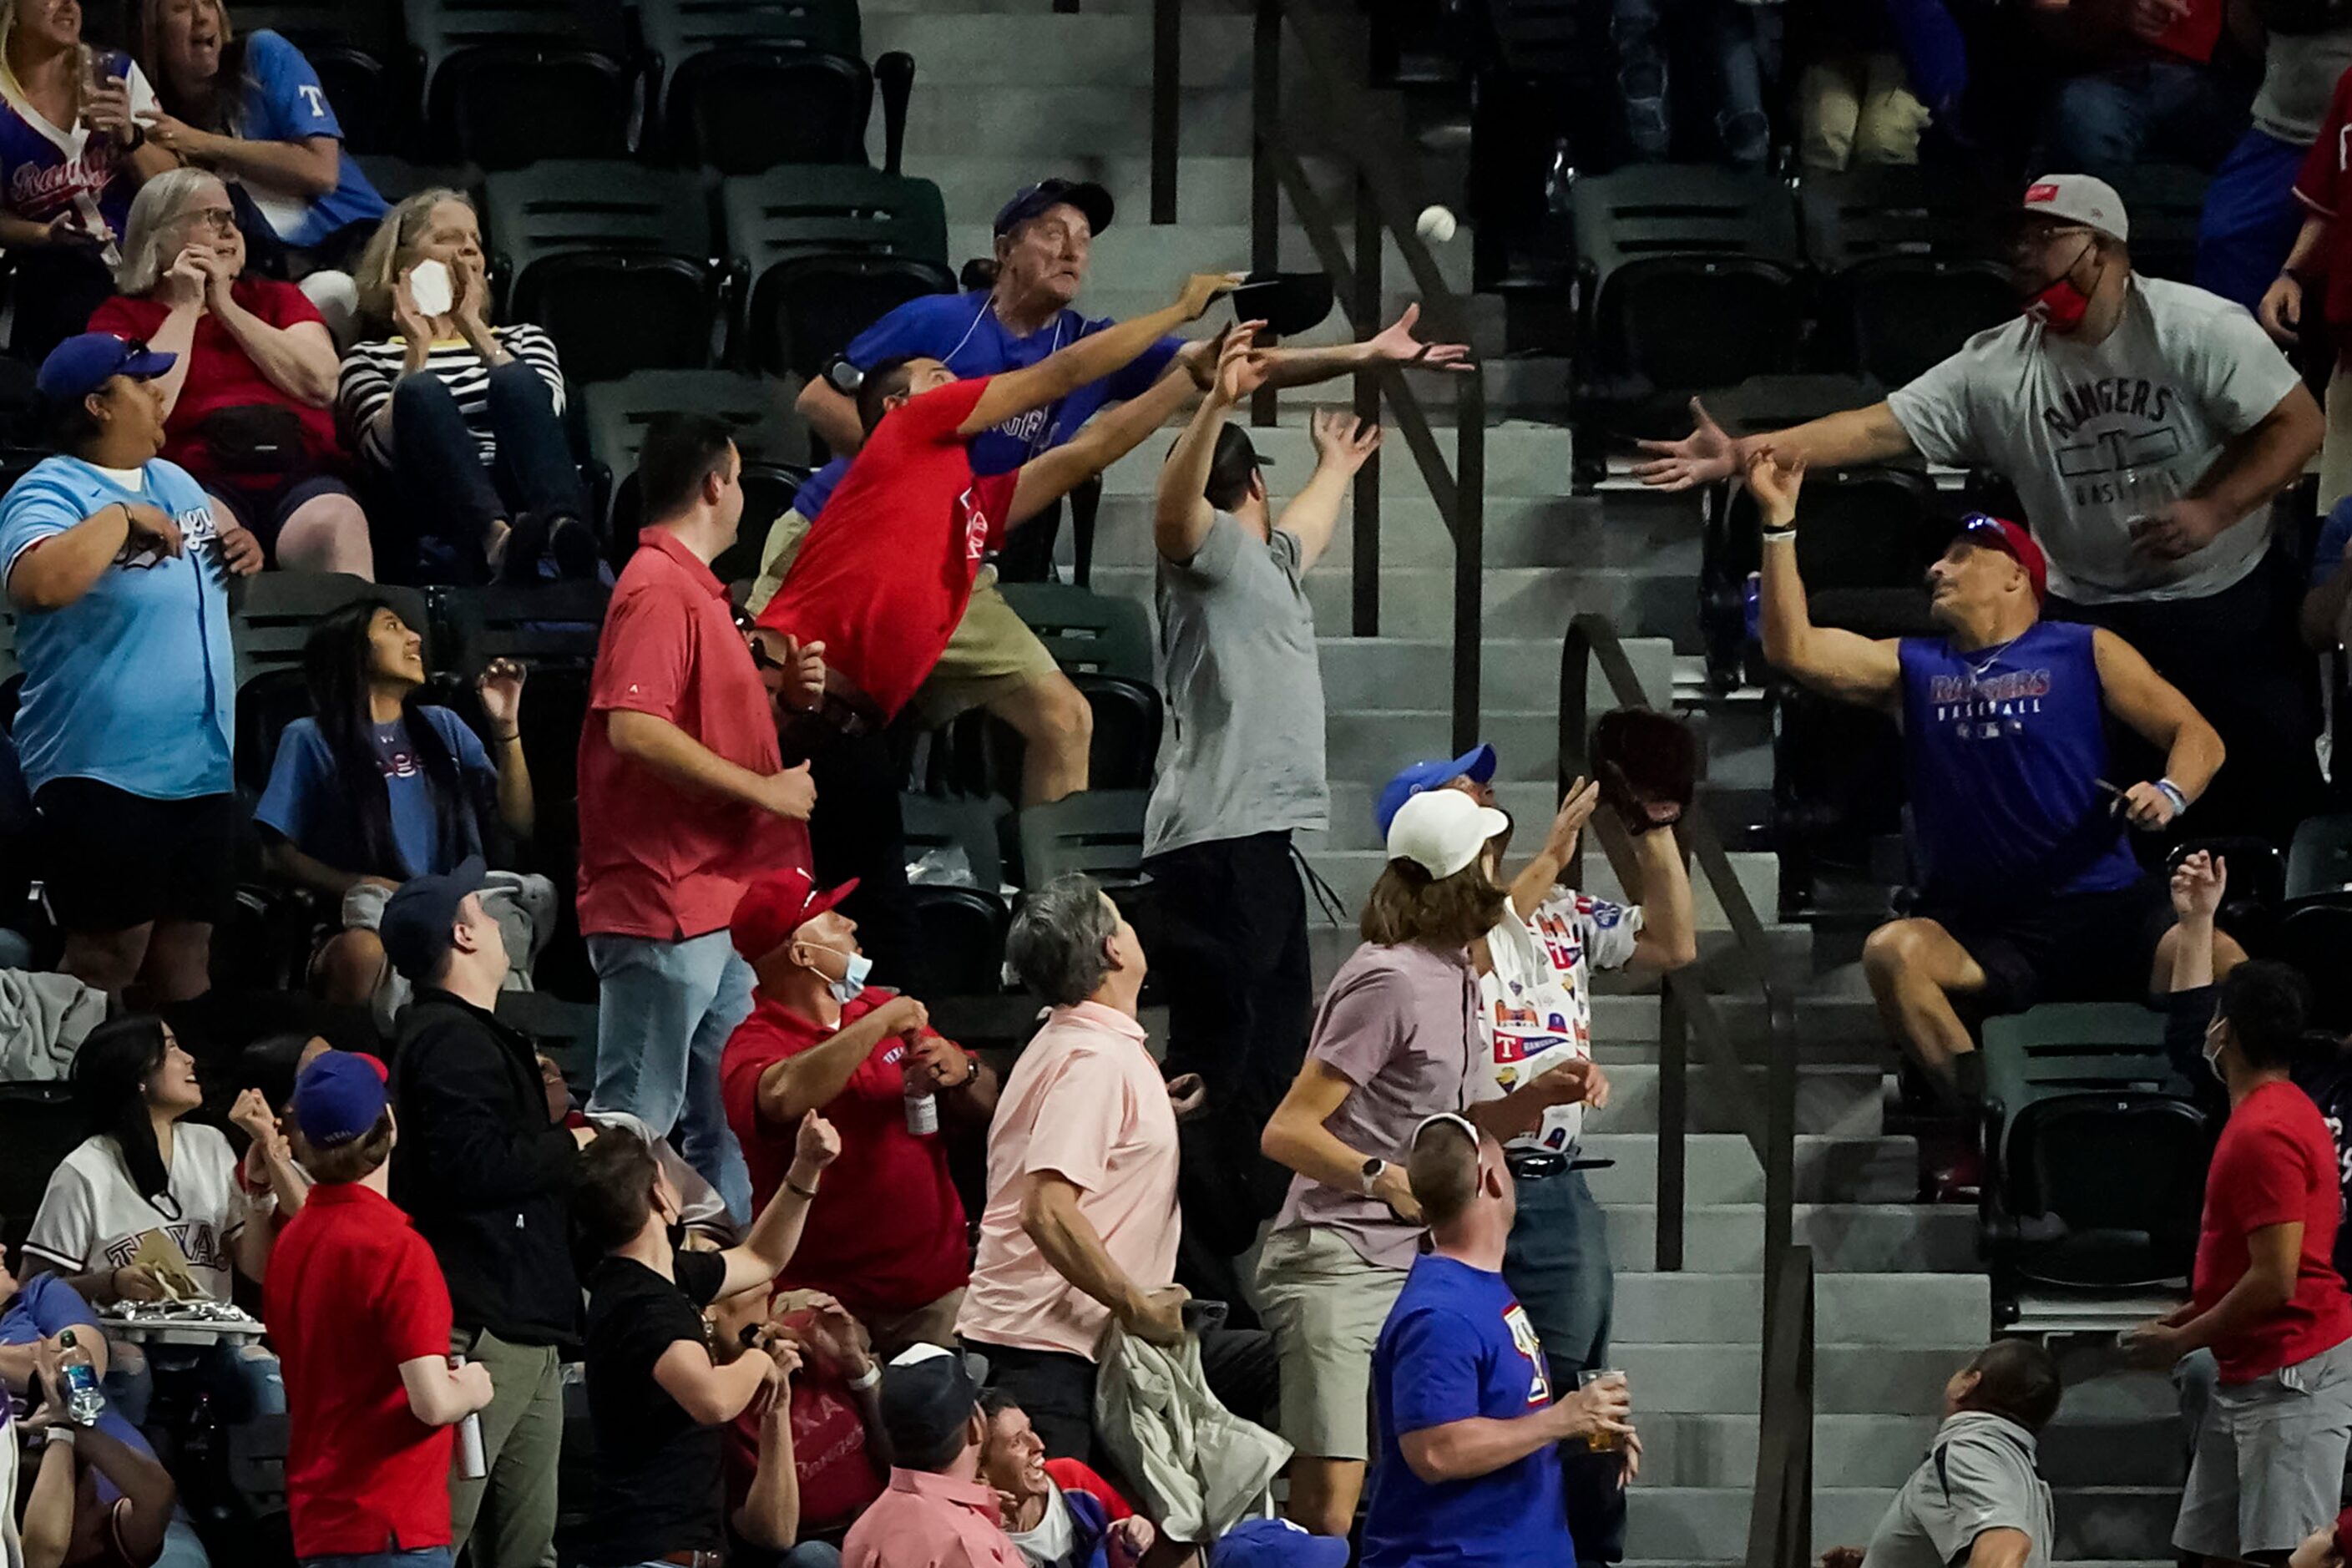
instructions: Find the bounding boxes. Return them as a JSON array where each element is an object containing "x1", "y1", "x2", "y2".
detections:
[{"x1": 583, "y1": 1247, "x2": 731, "y2": 1564}]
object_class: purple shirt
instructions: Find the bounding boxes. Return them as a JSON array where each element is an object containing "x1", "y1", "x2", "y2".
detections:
[{"x1": 1272, "y1": 940, "x2": 1480, "y2": 1270}]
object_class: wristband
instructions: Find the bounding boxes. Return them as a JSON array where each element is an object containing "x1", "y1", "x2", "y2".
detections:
[
  {"x1": 46, "y1": 1424, "x2": 78, "y2": 1447},
  {"x1": 786, "y1": 1175, "x2": 820, "y2": 1201},
  {"x1": 1760, "y1": 521, "x2": 1797, "y2": 542},
  {"x1": 493, "y1": 729, "x2": 520, "y2": 744},
  {"x1": 2155, "y1": 778, "x2": 2189, "y2": 817},
  {"x1": 846, "y1": 1362, "x2": 882, "y2": 1392}
]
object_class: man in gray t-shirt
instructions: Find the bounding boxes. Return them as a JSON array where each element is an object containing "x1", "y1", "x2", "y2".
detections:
[
  {"x1": 1635, "y1": 174, "x2": 2324, "y2": 844},
  {"x1": 1823, "y1": 1340, "x2": 2063, "y2": 1568},
  {"x1": 1143, "y1": 346, "x2": 1381, "y2": 1249}
]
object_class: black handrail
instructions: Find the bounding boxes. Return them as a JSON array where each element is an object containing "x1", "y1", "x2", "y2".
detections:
[{"x1": 1560, "y1": 610, "x2": 1810, "y2": 1568}]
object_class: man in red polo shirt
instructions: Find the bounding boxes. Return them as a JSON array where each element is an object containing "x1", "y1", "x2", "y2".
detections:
[
  {"x1": 719, "y1": 865, "x2": 999, "y2": 1355},
  {"x1": 265, "y1": 1051, "x2": 494, "y2": 1568},
  {"x1": 580, "y1": 415, "x2": 823, "y2": 1226},
  {"x1": 753, "y1": 272, "x2": 1240, "y2": 977}
]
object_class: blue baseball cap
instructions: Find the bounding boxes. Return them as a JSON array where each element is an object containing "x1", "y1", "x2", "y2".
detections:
[
  {"x1": 291, "y1": 1051, "x2": 389, "y2": 1148},
  {"x1": 1211, "y1": 1519, "x2": 1350, "y2": 1568},
  {"x1": 36, "y1": 332, "x2": 176, "y2": 402},
  {"x1": 1373, "y1": 743, "x2": 1498, "y2": 839},
  {"x1": 993, "y1": 177, "x2": 1114, "y2": 238},
  {"x1": 379, "y1": 855, "x2": 492, "y2": 982}
]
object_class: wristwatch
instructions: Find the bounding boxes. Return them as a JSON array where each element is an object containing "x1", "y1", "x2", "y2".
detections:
[{"x1": 1359, "y1": 1157, "x2": 1388, "y2": 1197}]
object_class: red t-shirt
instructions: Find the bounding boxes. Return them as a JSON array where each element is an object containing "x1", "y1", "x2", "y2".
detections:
[
  {"x1": 2193, "y1": 1080, "x2": 2352, "y2": 1383},
  {"x1": 756, "y1": 376, "x2": 1020, "y2": 721},
  {"x1": 89, "y1": 279, "x2": 344, "y2": 493},
  {"x1": 717, "y1": 989, "x2": 972, "y2": 1315},
  {"x1": 1043, "y1": 1458, "x2": 1134, "y2": 1522},
  {"x1": 723, "y1": 1366, "x2": 888, "y2": 1533},
  {"x1": 261, "y1": 1182, "x2": 457, "y2": 1558},
  {"x1": 578, "y1": 529, "x2": 812, "y2": 939},
  {"x1": 2297, "y1": 69, "x2": 2352, "y2": 358}
]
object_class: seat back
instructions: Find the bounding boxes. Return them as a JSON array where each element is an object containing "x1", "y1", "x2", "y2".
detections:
[
  {"x1": 1571, "y1": 165, "x2": 1801, "y2": 386},
  {"x1": 580, "y1": 370, "x2": 811, "y2": 566},
  {"x1": 1798, "y1": 165, "x2": 2006, "y2": 273},
  {"x1": 902, "y1": 791, "x2": 1011, "y2": 891},
  {"x1": 2105, "y1": 165, "x2": 2211, "y2": 285},
  {"x1": 1980, "y1": 1003, "x2": 2183, "y2": 1159},
  {"x1": 234, "y1": 665, "x2": 315, "y2": 797},
  {"x1": 2280, "y1": 904, "x2": 2352, "y2": 1032},
  {"x1": 672, "y1": 50, "x2": 873, "y2": 175},
  {"x1": 723, "y1": 168, "x2": 951, "y2": 373},
  {"x1": 407, "y1": 0, "x2": 634, "y2": 167},
  {"x1": 754, "y1": 252, "x2": 956, "y2": 380},
  {"x1": 994, "y1": 583, "x2": 1154, "y2": 683},
  {"x1": 2006, "y1": 1091, "x2": 2207, "y2": 1287},
  {"x1": 0, "y1": 1080, "x2": 78, "y2": 1253},
  {"x1": 1072, "y1": 672, "x2": 1163, "y2": 792},
  {"x1": 1015, "y1": 789, "x2": 1150, "y2": 891},
  {"x1": 2288, "y1": 814, "x2": 2352, "y2": 903},
  {"x1": 493, "y1": 991, "x2": 599, "y2": 1095},
  {"x1": 902, "y1": 884, "x2": 1012, "y2": 1003},
  {"x1": 230, "y1": 574, "x2": 429, "y2": 687}
]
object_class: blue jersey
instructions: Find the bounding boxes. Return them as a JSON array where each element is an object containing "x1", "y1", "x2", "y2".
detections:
[
  {"x1": 235, "y1": 30, "x2": 387, "y2": 248},
  {"x1": 792, "y1": 291, "x2": 1182, "y2": 520},
  {"x1": 0, "y1": 455, "x2": 233, "y2": 800},
  {"x1": 257, "y1": 707, "x2": 496, "y2": 878},
  {"x1": 1899, "y1": 620, "x2": 2142, "y2": 909},
  {"x1": 1362, "y1": 1254, "x2": 1571, "y2": 1568},
  {"x1": 0, "y1": 52, "x2": 155, "y2": 236}
]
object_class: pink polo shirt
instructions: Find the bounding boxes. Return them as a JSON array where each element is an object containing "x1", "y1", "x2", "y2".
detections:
[
  {"x1": 842, "y1": 1469, "x2": 1024, "y2": 1568},
  {"x1": 956, "y1": 1002, "x2": 1180, "y2": 1362}
]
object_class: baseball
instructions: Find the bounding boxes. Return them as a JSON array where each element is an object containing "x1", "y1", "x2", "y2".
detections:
[{"x1": 1416, "y1": 205, "x2": 1457, "y2": 245}]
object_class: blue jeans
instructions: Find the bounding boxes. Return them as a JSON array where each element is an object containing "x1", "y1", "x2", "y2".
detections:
[
  {"x1": 388, "y1": 360, "x2": 585, "y2": 582},
  {"x1": 302, "y1": 1550, "x2": 455, "y2": 1568},
  {"x1": 1502, "y1": 1166, "x2": 1621, "y2": 1563},
  {"x1": 586, "y1": 929, "x2": 755, "y2": 1221},
  {"x1": 156, "y1": 1513, "x2": 212, "y2": 1568},
  {"x1": 2036, "y1": 59, "x2": 2248, "y2": 176},
  {"x1": 1611, "y1": 0, "x2": 1769, "y2": 165},
  {"x1": 2197, "y1": 127, "x2": 2309, "y2": 315},
  {"x1": 111, "y1": 1340, "x2": 286, "y2": 1424}
]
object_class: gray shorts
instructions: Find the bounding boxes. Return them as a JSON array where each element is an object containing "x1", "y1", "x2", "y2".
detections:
[{"x1": 2173, "y1": 1336, "x2": 2352, "y2": 1560}]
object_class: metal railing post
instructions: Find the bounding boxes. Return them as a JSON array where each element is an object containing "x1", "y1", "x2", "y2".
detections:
[
  {"x1": 1657, "y1": 976, "x2": 1687, "y2": 1271},
  {"x1": 1150, "y1": 0, "x2": 1180, "y2": 223},
  {"x1": 1249, "y1": 0, "x2": 1279, "y2": 428},
  {"x1": 1352, "y1": 164, "x2": 1380, "y2": 638},
  {"x1": 1449, "y1": 373, "x2": 1483, "y2": 753}
]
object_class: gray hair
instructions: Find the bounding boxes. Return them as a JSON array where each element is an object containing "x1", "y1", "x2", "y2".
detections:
[
  {"x1": 1006, "y1": 873, "x2": 1119, "y2": 1006},
  {"x1": 117, "y1": 168, "x2": 230, "y2": 296}
]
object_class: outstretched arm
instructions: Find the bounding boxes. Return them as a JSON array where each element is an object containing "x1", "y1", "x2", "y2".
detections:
[
  {"x1": 1748, "y1": 451, "x2": 1902, "y2": 706},
  {"x1": 962, "y1": 272, "x2": 1237, "y2": 436},
  {"x1": 1156, "y1": 331, "x2": 1267, "y2": 563},
  {"x1": 1633, "y1": 396, "x2": 1914, "y2": 493},
  {"x1": 1252, "y1": 302, "x2": 1474, "y2": 388},
  {"x1": 1007, "y1": 358, "x2": 1203, "y2": 525},
  {"x1": 1276, "y1": 408, "x2": 1382, "y2": 571}
]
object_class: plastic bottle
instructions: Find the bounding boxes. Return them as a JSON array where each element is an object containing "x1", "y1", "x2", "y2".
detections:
[
  {"x1": 902, "y1": 1053, "x2": 938, "y2": 1137},
  {"x1": 56, "y1": 1329, "x2": 104, "y2": 1426}
]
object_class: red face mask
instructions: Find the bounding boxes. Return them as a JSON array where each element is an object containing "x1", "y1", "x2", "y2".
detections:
[{"x1": 2021, "y1": 238, "x2": 2099, "y2": 332}]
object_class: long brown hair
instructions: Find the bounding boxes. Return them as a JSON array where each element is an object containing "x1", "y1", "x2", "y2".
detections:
[
  {"x1": 125, "y1": 0, "x2": 252, "y2": 133},
  {"x1": 1360, "y1": 858, "x2": 1506, "y2": 953}
]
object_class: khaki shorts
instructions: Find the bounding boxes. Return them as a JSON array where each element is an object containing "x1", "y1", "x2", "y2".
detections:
[
  {"x1": 749, "y1": 508, "x2": 1063, "y2": 728},
  {"x1": 1253, "y1": 1223, "x2": 1409, "y2": 1461}
]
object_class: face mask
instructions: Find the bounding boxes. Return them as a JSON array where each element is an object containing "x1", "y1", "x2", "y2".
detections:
[
  {"x1": 2203, "y1": 1022, "x2": 2227, "y2": 1085},
  {"x1": 2021, "y1": 238, "x2": 2099, "y2": 333},
  {"x1": 797, "y1": 937, "x2": 872, "y2": 1003}
]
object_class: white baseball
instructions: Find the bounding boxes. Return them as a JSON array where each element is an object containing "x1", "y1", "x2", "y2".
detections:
[{"x1": 1415, "y1": 205, "x2": 1457, "y2": 245}]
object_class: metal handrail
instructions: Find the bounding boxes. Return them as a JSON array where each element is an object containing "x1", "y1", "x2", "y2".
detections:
[{"x1": 1560, "y1": 610, "x2": 1811, "y2": 1568}]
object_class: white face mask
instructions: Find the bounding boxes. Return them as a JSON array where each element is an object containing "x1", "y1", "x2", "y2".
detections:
[
  {"x1": 2203, "y1": 1020, "x2": 2228, "y2": 1085},
  {"x1": 801, "y1": 938, "x2": 871, "y2": 1004}
]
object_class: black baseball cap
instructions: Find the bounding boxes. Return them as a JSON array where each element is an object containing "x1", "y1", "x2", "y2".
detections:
[
  {"x1": 878, "y1": 1344, "x2": 990, "y2": 1460},
  {"x1": 994, "y1": 178, "x2": 1115, "y2": 238},
  {"x1": 379, "y1": 856, "x2": 492, "y2": 982}
]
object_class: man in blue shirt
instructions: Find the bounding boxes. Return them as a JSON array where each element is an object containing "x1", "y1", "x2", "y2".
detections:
[
  {"x1": 1362, "y1": 1113, "x2": 1633, "y2": 1568},
  {"x1": 0, "y1": 333, "x2": 253, "y2": 1004},
  {"x1": 765, "y1": 175, "x2": 1469, "y2": 806}
]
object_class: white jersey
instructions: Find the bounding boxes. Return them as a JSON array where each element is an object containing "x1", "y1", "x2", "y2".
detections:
[
  {"x1": 1472, "y1": 889, "x2": 1641, "y2": 1155},
  {"x1": 23, "y1": 1125, "x2": 245, "y2": 1302}
]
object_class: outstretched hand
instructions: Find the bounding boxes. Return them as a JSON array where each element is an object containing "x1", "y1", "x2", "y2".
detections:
[
  {"x1": 2170, "y1": 850, "x2": 2226, "y2": 922},
  {"x1": 1366, "y1": 302, "x2": 1473, "y2": 372},
  {"x1": 1631, "y1": 397, "x2": 1741, "y2": 491},
  {"x1": 1308, "y1": 407, "x2": 1381, "y2": 473},
  {"x1": 1744, "y1": 448, "x2": 1806, "y2": 529}
]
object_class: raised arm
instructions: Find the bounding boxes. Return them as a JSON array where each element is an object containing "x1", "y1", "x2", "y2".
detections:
[
  {"x1": 1252, "y1": 302, "x2": 1474, "y2": 388},
  {"x1": 1155, "y1": 333, "x2": 1263, "y2": 564},
  {"x1": 476, "y1": 660, "x2": 535, "y2": 842},
  {"x1": 1006, "y1": 353, "x2": 1205, "y2": 525},
  {"x1": 1277, "y1": 408, "x2": 1382, "y2": 571},
  {"x1": 961, "y1": 271, "x2": 1236, "y2": 436},
  {"x1": 720, "y1": 1110, "x2": 840, "y2": 1296},
  {"x1": 200, "y1": 257, "x2": 339, "y2": 407},
  {"x1": 1633, "y1": 396, "x2": 1914, "y2": 493},
  {"x1": 2091, "y1": 627, "x2": 2223, "y2": 825},
  {"x1": 732, "y1": 1348, "x2": 807, "y2": 1550},
  {"x1": 1748, "y1": 451, "x2": 1902, "y2": 707}
]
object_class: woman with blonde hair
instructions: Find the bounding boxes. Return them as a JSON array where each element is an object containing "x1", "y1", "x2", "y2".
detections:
[
  {"x1": 0, "y1": 0, "x2": 178, "y2": 361},
  {"x1": 336, "y1": 186, "x2": 592, "y2": 584},
  {"x1": 90, "y1": 166, "x2": 369, "y2": 575}
]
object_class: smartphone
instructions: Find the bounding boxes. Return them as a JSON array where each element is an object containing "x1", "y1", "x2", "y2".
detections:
[
  {"x1": 407, "y1": 258, "x2": 453, "y2": 318},
  {"x1": 1180, "y1": 1298, "x2": 1228, "y2": 1334}
]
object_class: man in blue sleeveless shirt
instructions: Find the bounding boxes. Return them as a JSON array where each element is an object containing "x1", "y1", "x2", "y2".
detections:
[{"x1": 1749, "y1": 451, "x2": 2237, "y2": 1149}]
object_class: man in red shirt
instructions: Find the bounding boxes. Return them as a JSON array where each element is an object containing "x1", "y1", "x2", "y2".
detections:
[
  {"x1": 720, "y1": 865, "x2": 998, "y2": 1354},
  {"x1": 264, "y1": 1050, "x2": 495, "y2": 1568},
  {"x1": 580, "y1": 415, "x2": 825, "y2": 1226},
  {"x1": 2125, "y1": 958, "x2": 2352, "y2": 1564},
  {"x1": 753, "y1": 273, "x2": 1240, "y2": 975}
]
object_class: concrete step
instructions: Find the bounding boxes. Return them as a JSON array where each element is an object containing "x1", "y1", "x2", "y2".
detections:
[
  {"x1": 1318, "y1": 707, "x2": 1559, "y2": 785},
  {"x1": 1592, "y1": 1062, "x2": 1887, "y2": 1140},
  {"x1": 1587, "y1": 993, "x2": 1892, "y2": 1066},
  {"x1": 1631, "y1": 1412, "x2": 1935, "y2": 1490},
  {"x1": 1099, "y1": 418, "x2": 1576, "y2": 500},
  {"x1": 868, "y1": 12, "x2": 1254, "y2": 88},
  {"x1": 1581, "y1": 1132, "x2": 1918, "y2": 1207},
  {"x1": 1079, "y1": 493, "x2": 1678, "y2": 574},
  {"x1": 1627, "y1": 1488, "x2": 2177, "y2": 1563},
  {"x1": 1309, "y1": 636, "x2": 1672, "y2": 774},
  {"x1": 1085, "y1": 562, "x2": 1697, "y2": 644},
  {"x1": 1606, "y1": 1202, "x2": 1979, "y2": 1274},
  {"x1": 1612, "y1": 1270, "x2": 1989, "y2": 1346},
  {"x1": 908, "y1": 154, "x2": 1332, "y2": 230},
  {"x1": 1615, "y1": 1342, "x2": 1975, "y2": 1416},
  {"x1": 903, "y1": 84, "x2": 1253, "y2": 159}
]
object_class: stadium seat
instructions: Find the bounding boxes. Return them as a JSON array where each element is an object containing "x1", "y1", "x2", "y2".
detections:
[
  {"x1": 235, "y1": 0, "x2": 409, "y2": 154},
  {"x1": 638, "y1": 0, "x2": 890, "y2": 174},
  {"x1": 1978, "y1": 1004, "x2": 2206, "y2": 1297},
  {"x1": 483, "y1": 163, "x2": 726, "y2": 384},
  {"x1": 0, "y1": 1080, "x2": 78, "y2": 1252},
  {"x1": 1707, "y1": 464, "x2": 1944, "y2": 676},
  {"x1": 230, "y1": 574, "x2": 429, "y2": 688},
  {"x1": 233, "y1": 665, "x2": 314, "y2": 797},
  {"x1": 1570, "y1": 165, "x2": 1803, "y2": 438},
  {"x1": 994, "y1": 583, "x2": 1155, "y2": 683},
  {"x1": 902, "y1": 790, "x2": 1013, "y2": 892},
  {"x1": 1071, "y1": 673, "x2": 1163, "y2": 792},
  {"x1": 2287, "y1": 813, "x2": 2352, "y2": 903},
  {"x1": 579, "y1": 370, "x2": 811, "y2": 574},
  {"x1": 353, "y1": 155, "x2": 483, "y2": 205},
  {"x1": 721, "y1": 167, "x2": 956, "y2": 381},
  {"x1": 1014, "y1": 789, "x2": 1150, "y2": 891},
  {"x1": 404, "y1": 0, "x2": 635, "y2": 169},
  {"x1": 2104, "y1": 166, "x2": 2210, "y2": 286},
  {"x1": 921, "y1": 588, "x2": 1159, "y2": 799},
  {"x1": 436, "y1": 582, "x2": 609, "y2": 802},
  {"x1": 1798, "y1": 167, "x2": 2014, "y2": 390},
  {"x1": 2280, "y1": 903, "x2": 2352, "y2": 1032},
  {"x1": 903, "y1": 885, "x2": 1013, "y2": 1008}
]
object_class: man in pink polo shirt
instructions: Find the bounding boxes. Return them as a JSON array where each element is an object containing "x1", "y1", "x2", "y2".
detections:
[
  {"x1": 845, "y1": 1345, "x2": 1024, "y2": 1568},
  {"x1": 578, "y1": 415, "x2": 820, "y2": 1222},
  {"x1": 959, "y1": 872, "x2": 1277, "y2": 1463}
]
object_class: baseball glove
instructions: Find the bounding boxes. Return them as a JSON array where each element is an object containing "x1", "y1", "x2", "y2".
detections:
[{"x1": 1591, "y1": 707, "x2": 1696, "y2": 835}]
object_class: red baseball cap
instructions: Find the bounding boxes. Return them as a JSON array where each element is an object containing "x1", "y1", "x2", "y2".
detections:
[
  {"x1": 730, "y1": 867, "x2": 860, "y2": 963},
  {"x1": 1960, "y1": 513, "x2": 2047, "y2": 603}
]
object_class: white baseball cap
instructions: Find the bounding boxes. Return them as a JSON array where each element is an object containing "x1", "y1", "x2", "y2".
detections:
[
  {"x1": 2021, "y1": 175, "x2": 2127, "y2": 243},
  {"x1": 1386, "y1": 787, "x2": 1512, "y2": 879}
]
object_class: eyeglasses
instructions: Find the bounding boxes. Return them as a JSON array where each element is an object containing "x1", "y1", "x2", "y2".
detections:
[{"x1": 180, "y1": 208, "x2": 239, "y2": 235}]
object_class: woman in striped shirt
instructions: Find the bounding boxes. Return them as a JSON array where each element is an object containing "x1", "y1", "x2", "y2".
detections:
[{"x1": 336, "y1": 187, "x2": 591, "y2": 584}]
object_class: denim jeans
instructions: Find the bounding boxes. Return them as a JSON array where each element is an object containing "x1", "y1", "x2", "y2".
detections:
[
  {"x1": 302, "y1": 1549, "x2": 455, "y2": 1568},
  {"x1": 1502, "y1": 1166, "x2": 1623, "y2": 1562},
  {"x1": 586, "y1": 929, "x2": 755, "y2": 1221},
  {"x1": 1611, "y1": 0, "x2": 1768, "y2": 165},
  {"x1": 2195, "y1": 127, "x2": 2309, "y2": 316},
  {"x1": 2036, "y1": 59, "x2": 2249, "y2": 177},
  {"x1": 112, "y1": 1339, "x2": 286, "y2": 1424},
  {"x1": 389, "y1": 361, "x2": 586, "y2": 582}
]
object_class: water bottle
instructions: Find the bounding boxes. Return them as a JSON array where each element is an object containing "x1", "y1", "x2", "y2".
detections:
[
  {"x1": 449, "y1": 1355, "x2": 486, "y2": 1479},
  {"x1": 902, "y1": 1054, "x2": 938, "y2": 1137},
  {"x1": 56, "y1": 1329, "x2": 104, "y2": 1427}
]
